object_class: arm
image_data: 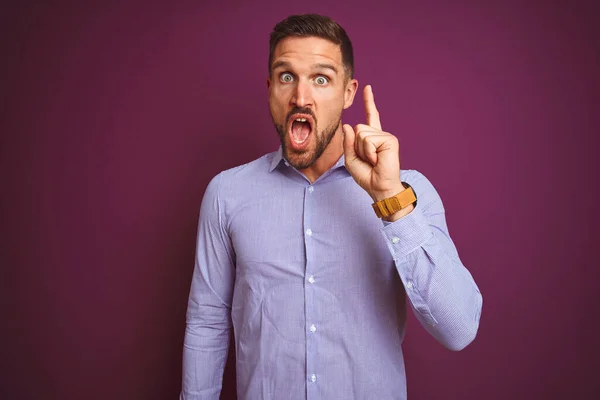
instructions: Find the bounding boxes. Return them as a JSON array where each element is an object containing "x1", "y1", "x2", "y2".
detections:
[
  {"x1": 381, "y1": 170, "x2": 482, "y2": 351},
  {"x1": 180, "y1": 173, "x2": 236, "y2": 399},
  {"x1": 342, "y1": 85, "x2": 481, "y2": 351}
]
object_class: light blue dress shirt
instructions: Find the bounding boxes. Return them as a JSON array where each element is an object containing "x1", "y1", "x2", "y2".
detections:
[{"x1": 180, "y1": 147, "x2": 482, "y2": 399}]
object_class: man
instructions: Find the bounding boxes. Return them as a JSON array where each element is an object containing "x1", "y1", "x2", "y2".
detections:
[{"x1": 180, "y1": 14, "x2": 482, "y2": 400}]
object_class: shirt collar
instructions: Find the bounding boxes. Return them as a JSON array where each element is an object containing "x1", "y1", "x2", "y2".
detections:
[
  {"x1": 268, "y1": 146, "x2": 347, "y2": 174},
  {"x1": 268, "y1": 146, "x2": 285, "y2": 172}
]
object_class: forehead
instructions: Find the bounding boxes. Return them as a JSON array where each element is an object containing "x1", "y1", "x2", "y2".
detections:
[{"x1": 271, "y1": 36, "x2": 343, "y2": 70}]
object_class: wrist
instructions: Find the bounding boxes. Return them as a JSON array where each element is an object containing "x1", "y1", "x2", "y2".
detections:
[{"x1": 369, "y1": 182, "x2": 405, "y2": 202}]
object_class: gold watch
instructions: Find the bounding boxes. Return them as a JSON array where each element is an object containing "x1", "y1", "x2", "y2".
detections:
[{"x1": 372, "y1": 182, "x2": 417, "y2": 218}]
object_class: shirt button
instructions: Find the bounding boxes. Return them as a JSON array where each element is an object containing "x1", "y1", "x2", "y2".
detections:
[
  {"x1": 310, "y1": 374, "x2": 317, "y2": 382},
  {"x1": 308, "y1": 275, "x2": 315, "y2": 284},
  {"x1": 406, "y1": 281, "x2": 414, "y2": 289},
  {"x1": 391, "y1": 236, "x2": 400, "y2": 244},
  {"x1": 306, "y1": 229, "x2": 312, "y2": 236},
  {"x1": 308, "y1": 186, "x2": 314, "y2": 193},
  {"x1": 310, "y1": 324, "x2": 316, "y2": 333}
]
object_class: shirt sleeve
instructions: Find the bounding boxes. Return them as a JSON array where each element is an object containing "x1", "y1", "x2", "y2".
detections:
[
  {"x1": 180, "y1": 173, "x2": 236, "y2": 399},
  {"x1": 381, "y1": 170, "x2": 483, "y2": 351}
]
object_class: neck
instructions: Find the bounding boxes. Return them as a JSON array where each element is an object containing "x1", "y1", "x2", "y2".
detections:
[{"x1": 299, "y1": 126, "x2": 344, "y2": 183}]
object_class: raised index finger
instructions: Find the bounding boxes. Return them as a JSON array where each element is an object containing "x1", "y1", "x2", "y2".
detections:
[{"x1": 364, "y1": 85, "x2": 382, "y2": 130}]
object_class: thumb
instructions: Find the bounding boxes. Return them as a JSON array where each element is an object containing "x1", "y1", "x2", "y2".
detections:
[{"x1": 342, "y1": 124, "x2": 356, "y2": 159}]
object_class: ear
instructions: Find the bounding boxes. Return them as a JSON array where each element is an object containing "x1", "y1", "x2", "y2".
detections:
[
  {"x1": 343, "y1": 78, "x2": 358, "y2": 109},
  {"x1": 266, "y1": 76, "x2": 271, "y2": 90}
]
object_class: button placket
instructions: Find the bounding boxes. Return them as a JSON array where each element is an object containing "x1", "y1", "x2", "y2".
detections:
[{"x1": 303, "y1": 181, "x2": 318, "y2": 391}]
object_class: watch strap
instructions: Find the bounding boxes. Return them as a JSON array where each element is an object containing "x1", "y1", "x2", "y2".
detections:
[{"x1": 372, "y1": 182, "x2": 417, "y2": 218}]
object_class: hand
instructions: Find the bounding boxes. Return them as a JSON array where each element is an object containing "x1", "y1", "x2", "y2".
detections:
[{"x1": 343, "y1": 85, "x2": 405, "y2": 203}]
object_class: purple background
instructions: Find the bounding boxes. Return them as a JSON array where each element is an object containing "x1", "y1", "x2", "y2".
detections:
[{"x1": 2, "y1": 1, "x2": 599, "y2": 399}]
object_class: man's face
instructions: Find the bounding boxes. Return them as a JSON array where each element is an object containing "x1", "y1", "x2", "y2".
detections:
[{"x1": 268, "y1": 36, "x2": 356, "y2": 170}]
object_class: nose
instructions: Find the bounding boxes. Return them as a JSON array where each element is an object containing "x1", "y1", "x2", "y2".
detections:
[{"x1": 291, "y1": 79, "x2": 313, "y2": 108}]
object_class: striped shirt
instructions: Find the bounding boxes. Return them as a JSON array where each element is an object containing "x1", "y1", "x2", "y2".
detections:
[{"x1": 180, "y1": 147, "x2": 482, "y2": 399}]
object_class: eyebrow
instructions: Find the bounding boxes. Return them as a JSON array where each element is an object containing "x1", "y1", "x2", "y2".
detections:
[{"x1": 271, "y1": 61, "x2": 339, "y2": 74}]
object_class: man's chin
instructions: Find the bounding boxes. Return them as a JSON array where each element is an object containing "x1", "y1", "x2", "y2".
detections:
[{"x1": 283, "y1": 145, "x2": 316, "y2": 170}]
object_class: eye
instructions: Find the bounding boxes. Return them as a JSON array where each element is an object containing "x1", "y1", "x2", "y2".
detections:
[
  {"x1": 315, "y1": 76, "x2": 329, "y2": 85},
  {"x1": 280, "y1": 73, "x2": 294, "y2": 83}
]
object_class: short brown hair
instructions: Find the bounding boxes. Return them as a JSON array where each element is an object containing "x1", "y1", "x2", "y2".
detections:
[{"x1": 269, "y1": 14, "x2": 354, "y2": 79}]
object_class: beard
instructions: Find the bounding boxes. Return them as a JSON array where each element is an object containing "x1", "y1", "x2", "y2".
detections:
[{"x1": 274, "y1": 109, "x2": 342, "y2": 170}]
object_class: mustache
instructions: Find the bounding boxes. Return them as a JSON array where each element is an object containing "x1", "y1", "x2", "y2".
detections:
[{"x1": 286, "y1": 107, "x2": 316, "y2": 122}]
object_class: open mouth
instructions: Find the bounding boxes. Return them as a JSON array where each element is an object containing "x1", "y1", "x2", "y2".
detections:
[{"x1": 288, "y1": 114, "x2": 313, "y2": 147}]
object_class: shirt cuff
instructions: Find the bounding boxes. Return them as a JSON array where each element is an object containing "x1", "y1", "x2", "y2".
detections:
[{"x1": 380, "y1": 205, "x2": 433, "y2": 258}]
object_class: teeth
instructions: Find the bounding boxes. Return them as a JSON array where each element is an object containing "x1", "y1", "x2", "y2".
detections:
[
  {"x1": 295, "y1": 118, "x2": 307, "y2": 122},
  {"x1": 292, "y1": 136, "x2": 308, "y2": 144}
]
